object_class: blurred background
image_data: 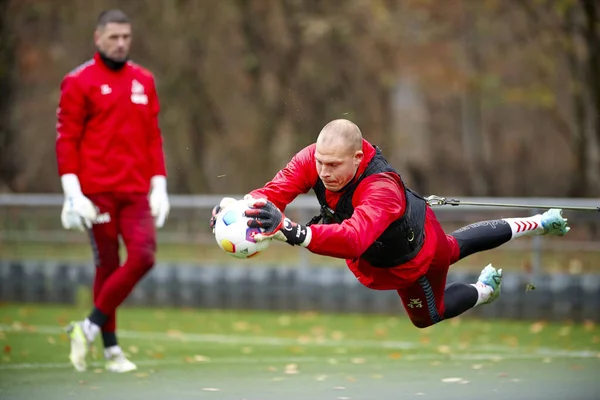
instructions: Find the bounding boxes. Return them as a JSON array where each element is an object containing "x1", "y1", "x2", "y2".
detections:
[
  {"x1": 0, "y1": 0, "x2": 599, "y2": 320},
  {"x1": 0, "y1": 3, "x2": 599, "y2": 399}
]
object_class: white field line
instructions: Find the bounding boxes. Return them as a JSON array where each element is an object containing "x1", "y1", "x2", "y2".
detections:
[
  {"x1": 1, "y1": 323, "x2": 598, "y2": 361},
  {"x1": 1, "y1": 352, "x2": 598, "y2": 371}
]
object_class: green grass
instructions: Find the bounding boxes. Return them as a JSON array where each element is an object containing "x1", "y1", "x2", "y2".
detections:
[{"x1": 0, "y1": 304, "x2": 599, "y2": 400}]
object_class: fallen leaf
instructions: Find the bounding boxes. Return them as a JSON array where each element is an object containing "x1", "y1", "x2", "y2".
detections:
[
  {"x1": 166, "y1": 330, "x2": 183, "y2": 339},
  {"x1": 374, "y1": 328, "x2": 387, "y2": 337},
  {"x1": 441, "y1": 377, "x2": 463, "y2": 383},
  {"x1": 128, "y1": 346, "x2": 139, "y2": 354},
  {"x1": 267, "y1": 366, "x2": 277, "y2": 372},
  {"x1": 202, "y1": 388, "x2": 220, "y2": 391},
  {"x1": 194, "y1": 355, "x2": 210, "y2": 362},
  {"x1": 93, "y1": 369, "x2": 103, "y2": 374},
  {"x1": 504, "y1": 336, "x2": 519, "y2": 346},
  {"x1": 351, "y1": 358, "x2": 366, "y2": 364},
  {"x1": 284, "y1": 363, "x2": 299, "y2": 374},
  {"x1": 4, "y1": 345, "x2": 11, "y2": 354},
  {"x1": 583, "y1": 320, "x2": 595, "y2": 332},
  {"x1": 331, "y1": 331, "x2": 344, "y2": 341},
  {"x1": 529, "y1": 321, "x2": 546, "y2": 334},
  {"x1": 542, "y1": 357, "x2": 552, "y2": 363},
  {"x1": 11, "y1": 322, "x2": 23, "y2": 331},
  {"x1": 388, "y1": 352, "x2": 402, "y2": 360},
  {"x1": 315, "y1": 375, "x2": 327, "y2": 381},
  {"x1": 437, "y1": 345, "x2": 452, "y2": 354},
  {"x1": 47, "y1": 337, "x2": 56, "y2": 345},
  {"x1": 472, "y1": 364, "x2": 483, "y2": 370},
  {"x1": 241, "y1": 347, "x2": 253, "y2": 354}
]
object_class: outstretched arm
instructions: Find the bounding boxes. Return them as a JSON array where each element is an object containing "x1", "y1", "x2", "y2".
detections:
[{"x1": 247, "y1": 173, "x2": 406, "y2": 259}]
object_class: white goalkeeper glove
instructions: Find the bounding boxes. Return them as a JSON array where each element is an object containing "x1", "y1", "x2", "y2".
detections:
[
  {"x1": 60, "y1": 174, "x2": 98, "y2": 231},
  {"x1": 149, "y1": 175, "x2": 170, "y2": 228}
]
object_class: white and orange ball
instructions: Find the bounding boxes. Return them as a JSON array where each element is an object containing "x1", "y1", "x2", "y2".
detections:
[{"x1": 213, "y1": 199, "x2": 270, "y2": 259}]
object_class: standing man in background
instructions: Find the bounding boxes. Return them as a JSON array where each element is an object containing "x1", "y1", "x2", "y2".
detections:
[{"x1": 55, "y1": 9, "x2": 170, "y2": 373}]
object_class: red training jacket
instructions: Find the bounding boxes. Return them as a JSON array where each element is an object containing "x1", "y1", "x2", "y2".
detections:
[
  {"x1": 249, "y1": 139, "x2": 438, "y2": 290},
  {"x1": 56, "y1": 52, "x2": 166, "y2": 194}
]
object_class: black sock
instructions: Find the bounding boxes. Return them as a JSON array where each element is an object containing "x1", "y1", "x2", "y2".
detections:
[
  {"x1": 450, "y1": 219, "x2": 512, "y2": 260},
  {"x1": 443, "y1": 282, "x2": 479, "y2": 319},
  {"x1": 87, "y1": 307, "x2": 108, "y2": 327},
  {"x1": 102, "y1": 331, "x2": 118, "y2": 348}
]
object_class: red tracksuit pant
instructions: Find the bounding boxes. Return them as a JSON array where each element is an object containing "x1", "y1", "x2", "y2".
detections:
[{"x1": 86, "y1": 193, "x2": 156, "y2": 333}]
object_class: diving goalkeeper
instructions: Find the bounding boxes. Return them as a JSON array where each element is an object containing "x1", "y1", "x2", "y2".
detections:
[{"x1": 212, "y1": 119, "x2": 569, "y2": 328}]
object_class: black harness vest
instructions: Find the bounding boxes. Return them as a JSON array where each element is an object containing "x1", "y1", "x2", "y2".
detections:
[{"x1": 308, "y1": 146, "x2": 427, "y2": 268}]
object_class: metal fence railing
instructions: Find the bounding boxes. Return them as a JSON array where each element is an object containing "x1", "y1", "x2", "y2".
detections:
[{"x1": 1, "y1": 194, "x2": 599, "y2": 274}]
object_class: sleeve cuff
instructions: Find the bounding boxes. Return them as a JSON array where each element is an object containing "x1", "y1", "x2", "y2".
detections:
[{"x1": 300, "y1": 225, "x2": 312, "y2": 247}]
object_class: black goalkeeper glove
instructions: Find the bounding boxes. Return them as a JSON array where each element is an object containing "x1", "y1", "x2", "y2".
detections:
[{"x1": 244, "y1": 198, "x2": 311, "y2": 247}]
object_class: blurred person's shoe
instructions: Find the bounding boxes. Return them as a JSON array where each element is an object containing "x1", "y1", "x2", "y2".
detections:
[
  {"x1": 474, "y1": 264, "x2": 502, "y2": 305},
  {"x1": 66, "y1": 321, "x2": 89, "y2": 372},
  {"x1": 104, "y1": 346, "x2": 137, "y2": 373},
  {"x1": 540, "y1": 209, "x2": 570, "y2": 236}
]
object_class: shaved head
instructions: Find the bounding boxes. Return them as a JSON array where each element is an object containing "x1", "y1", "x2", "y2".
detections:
[
  {"x1": 314, "y1": 119, "x2": 364, "y2": 192},
  {"x1": 316, "y1": 119, "x2": 363, "y2": 154}
]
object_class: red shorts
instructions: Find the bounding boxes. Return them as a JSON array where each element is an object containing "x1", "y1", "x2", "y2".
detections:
[{"x1": 346, "y1": 207, "x2": 460, "y2": 326}]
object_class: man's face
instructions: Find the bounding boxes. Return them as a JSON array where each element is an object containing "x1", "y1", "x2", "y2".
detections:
[
  {"x1": 315, "y1": 140, "x2": 363, "y2": 192},
  {"x1": 94, "y1": 23, "x2": 132, "y2": 61}
]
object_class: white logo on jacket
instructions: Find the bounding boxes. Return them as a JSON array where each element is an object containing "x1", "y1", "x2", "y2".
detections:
[
  {"x1": 101, "y1": 84, "x2": 112, "y2": 95},
  {"x1": 131, "y1": 79, "x2": 148, "y2": 104}
]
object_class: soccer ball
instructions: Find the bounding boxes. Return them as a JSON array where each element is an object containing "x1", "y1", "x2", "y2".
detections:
[{"x1": 213, "y1": 199, "x2": 271, "y2": 259}]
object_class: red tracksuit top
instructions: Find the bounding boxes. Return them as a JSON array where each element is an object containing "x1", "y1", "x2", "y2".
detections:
[
  {"x1": 249, "y1": 139, "x2": 438, "y2": 289},
  {"x1": 56, "y1": 52, "x2": 166, "y2": 194}
]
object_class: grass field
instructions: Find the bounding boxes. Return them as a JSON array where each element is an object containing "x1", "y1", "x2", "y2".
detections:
[{"x1": 0, "y1": 304, "x2": 599, "y2": 400}]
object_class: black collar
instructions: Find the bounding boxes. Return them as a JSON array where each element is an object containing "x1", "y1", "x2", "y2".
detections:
[{"x1": 98, "y1": 51, "x2": 127, "y2": 70}]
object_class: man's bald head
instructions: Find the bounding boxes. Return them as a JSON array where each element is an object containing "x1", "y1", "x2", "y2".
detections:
[
  {"x1": 316, "y1": 119, "x2": 363, "y2": 154},
  {"x1": 314, "y1": 119, "x2": 364, "y2": 192}
]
